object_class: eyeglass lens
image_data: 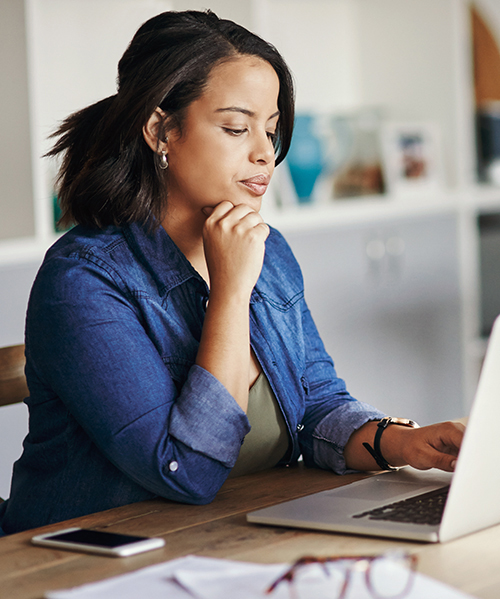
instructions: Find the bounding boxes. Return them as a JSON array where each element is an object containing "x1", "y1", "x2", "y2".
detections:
[{"x1": 271, "y1": 554, "x2": 415, "y2": 599}]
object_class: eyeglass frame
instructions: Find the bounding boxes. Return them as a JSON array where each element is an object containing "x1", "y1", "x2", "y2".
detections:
[{"x1": 266, "y1": 553, "x2": 418, "y2": 599}]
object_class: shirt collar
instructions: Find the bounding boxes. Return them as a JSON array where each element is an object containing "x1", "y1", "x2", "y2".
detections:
[{"x1": 123, "y1": 222, "x2": 206, "y2": 295}]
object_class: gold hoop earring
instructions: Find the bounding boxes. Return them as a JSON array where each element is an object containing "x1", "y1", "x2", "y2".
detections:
[{"x1": 159, "y1": 150, "x2": 168, "y2": 170}]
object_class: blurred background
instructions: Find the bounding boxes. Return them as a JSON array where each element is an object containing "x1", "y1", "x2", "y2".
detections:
[{"x1": 2, "y1": 0, "x2": 500, "y2": 429}]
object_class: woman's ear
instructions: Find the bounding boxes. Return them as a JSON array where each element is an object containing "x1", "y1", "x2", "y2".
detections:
[{"x1": 142, "y1": 108, "x2": 168, "y2": 153}]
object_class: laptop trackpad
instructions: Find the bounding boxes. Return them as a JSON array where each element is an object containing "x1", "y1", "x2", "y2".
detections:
[{"x1": 326, "y1": 478, "x2": 432, "y2": 502}]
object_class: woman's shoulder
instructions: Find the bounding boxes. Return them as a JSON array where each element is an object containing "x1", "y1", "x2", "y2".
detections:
[
  {"x1": 34, "y1": 222, "x2": 194, "y2": 302},
  {"x1": 44, "y1": 225, "x2": 126, "y2": 262},
  {"x1": 31, "y1": 226, "x2": 131, "y2": 304},
  {"x1": 265, "y1": 227, "x2": 301, "y2": 272}
]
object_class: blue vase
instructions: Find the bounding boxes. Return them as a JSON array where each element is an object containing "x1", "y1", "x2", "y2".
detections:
[{"x1": 286, "y1": 114, "x2": 323, "y2": 203}]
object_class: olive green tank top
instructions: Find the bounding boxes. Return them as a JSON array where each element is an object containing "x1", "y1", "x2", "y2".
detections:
[{"x1": 229, "y1": 372, "x2": 289, "y2": 478}]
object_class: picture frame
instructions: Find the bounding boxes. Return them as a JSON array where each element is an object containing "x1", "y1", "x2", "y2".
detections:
[{"x1": 381, "y1": 122, "x2": 443, "y2": 197}]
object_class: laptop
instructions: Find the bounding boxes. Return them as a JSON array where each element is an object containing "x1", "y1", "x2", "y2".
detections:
[{"x1": 247, "y1": 315, "x2": 500, "y2": 543}]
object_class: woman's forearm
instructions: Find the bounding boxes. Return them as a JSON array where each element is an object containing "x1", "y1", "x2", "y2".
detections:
[{"x1": 195, "y1": 286, "x2": 251, "y2": 412}]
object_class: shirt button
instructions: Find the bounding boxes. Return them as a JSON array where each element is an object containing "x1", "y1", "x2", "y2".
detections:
[
  {"x1": 169, "y1": 461, "x2": 179, "y2": 472},
  {"x1": 296, "y1": 423, "x2": 305, "y2": 432}
]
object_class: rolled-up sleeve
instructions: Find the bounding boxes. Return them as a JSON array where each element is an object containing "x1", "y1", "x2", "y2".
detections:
[
  {"x1": 169, "y1": 364, "x2": 250, "y2": 465},
  {"x1": 312, "y1": 401, "x2": 385, "y2": 474}
]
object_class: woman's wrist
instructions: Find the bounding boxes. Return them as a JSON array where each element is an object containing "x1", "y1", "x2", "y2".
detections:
[
  {"x1": 344, "y1": 419, "x2": 415, "y2": 471},
  {"x1": 208, "y1": 284, "x2": 252, "y2": 307},
  {"x1": 378, "y1": 422, "x2": 414, "y2": 468}
]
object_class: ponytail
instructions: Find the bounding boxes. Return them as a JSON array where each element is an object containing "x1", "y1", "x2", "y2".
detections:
[{"x1": 47, "y1": 94, "x2": 165, "y2": 230}]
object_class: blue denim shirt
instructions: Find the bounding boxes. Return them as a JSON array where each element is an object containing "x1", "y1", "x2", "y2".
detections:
[{"x1": 0, "y1": 223, "x2": 384, "y2": 534}]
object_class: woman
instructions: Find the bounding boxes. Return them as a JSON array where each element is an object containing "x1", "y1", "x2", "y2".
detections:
[{"x1": 0, "y1": 10, "x2": 463, "y2": 534}]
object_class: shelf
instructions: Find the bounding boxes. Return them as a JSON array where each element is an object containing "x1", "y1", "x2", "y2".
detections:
[
  {"x1": 0, "y1": 188, "x2": 471, "y2": 265},
  {"x1": 264, "y1": 190, "x2": 460, "y2": 232},
  {"x1": 464, "y1": 184, "x2": 500, "y2": 212},
  {"x1": 0, "y1": 235, "x2": 57, "y2": 266}
]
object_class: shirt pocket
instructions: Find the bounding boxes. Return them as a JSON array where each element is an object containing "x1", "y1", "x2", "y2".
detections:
[{"x1": 253, "y1": 288, "x2": 304, "y2": 313}]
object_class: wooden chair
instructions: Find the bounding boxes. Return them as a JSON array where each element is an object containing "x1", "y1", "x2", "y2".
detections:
[
  {"x1": 0, "y1": 344, "x2": 29, "y2": 407},
  {"x1": 0, "y1": 345, "x2": 29, "y2": 501}
]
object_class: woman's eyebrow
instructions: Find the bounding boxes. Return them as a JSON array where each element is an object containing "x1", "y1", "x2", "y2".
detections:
[{"x1": 215, "y1": 107, "x2": 280, "y2": 121}]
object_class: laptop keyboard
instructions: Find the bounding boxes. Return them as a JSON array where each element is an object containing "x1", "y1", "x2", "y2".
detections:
[{"x1": 352, "y1": 485, "x2": 450, "y2": 526}]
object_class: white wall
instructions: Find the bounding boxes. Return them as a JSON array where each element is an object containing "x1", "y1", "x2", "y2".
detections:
[
  {"x1": 0, "y1": 0, "x2": 35, "y2": 240},
  {"x1": 0, "y1": 260, "x2": 41, "y2": 347},
  {"x1": 0, "y1": 403, "x2": 29, "y2": 500},
  {"x1": 476, "y1": 0, "x2": 500, "y2": 37},
  {"x1": 258, "y1": 0, "x2": 361, "y2": 112},
  {"x1": 355, "y1": 0, "x2": 471, "y2": 189},
  {"x1": 173, "y1": 0, "x2": 253, "y2": 28}
]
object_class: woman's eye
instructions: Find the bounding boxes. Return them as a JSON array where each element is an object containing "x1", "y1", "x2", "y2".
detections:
[
  {"x1": 223, "y1": 128, "x2": 247, "y2": 136},
  {"x1": 267, "y1": 131, "x2": 277, "y2": 142}
]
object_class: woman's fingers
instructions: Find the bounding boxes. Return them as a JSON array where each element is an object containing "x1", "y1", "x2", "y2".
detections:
[
  {"x1": 404, "y1": 421, "x2": 465, "y2": 472},
  {"x1": 202, "y1": 201, "x2": 269, "y2": 297},
  {"x1": 204, "y1": 202, "x2": 269, "y2": 245},
  {"x1": 204, "y1": 201, "x2": 266, "y2": 227},
  {"x1": 203, "y1": 200, "x2": 234, "y2": 220}
]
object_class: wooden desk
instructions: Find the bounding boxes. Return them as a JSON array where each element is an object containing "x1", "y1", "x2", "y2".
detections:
[{"x1": 1, "y1": 464, "x2": 499, "y2": 599}]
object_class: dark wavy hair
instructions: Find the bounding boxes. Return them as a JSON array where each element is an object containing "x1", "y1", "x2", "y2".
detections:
[{"x1": 47, "y1": 10, "x2": 295, "y2": 230}]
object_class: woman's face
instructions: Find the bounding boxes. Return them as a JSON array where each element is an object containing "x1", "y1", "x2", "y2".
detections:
[{"x1": 165, "y1": 55, "x2": 280, "y2": 216}]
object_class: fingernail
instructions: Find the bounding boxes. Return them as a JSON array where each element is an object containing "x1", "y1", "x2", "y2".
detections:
[{"x1": 451, "y1": 460, "x2": 457, "y2": 470}]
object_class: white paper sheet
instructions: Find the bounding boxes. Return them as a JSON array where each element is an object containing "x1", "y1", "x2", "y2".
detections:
[{"x1": 45, "y1": 554, "x2": 476, "y2": 599}]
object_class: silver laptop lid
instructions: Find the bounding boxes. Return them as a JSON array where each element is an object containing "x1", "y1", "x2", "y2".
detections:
[{"x1": 439, "y1": 314, "x2": 500, "y2": 542}]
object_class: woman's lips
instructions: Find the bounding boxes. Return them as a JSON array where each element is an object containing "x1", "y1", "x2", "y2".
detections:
[{"x1": 239, "y1": 175, "x2": 270, "y2": 196}]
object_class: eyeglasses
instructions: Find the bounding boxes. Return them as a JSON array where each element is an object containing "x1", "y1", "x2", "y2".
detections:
[{"x1": 266, "y1": 552, "x2": 418, "y2": 599}]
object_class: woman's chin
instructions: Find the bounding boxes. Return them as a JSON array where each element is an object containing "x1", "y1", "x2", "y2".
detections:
[{"x1": 234, "y1": 195, "x2": 263, "y2": 213}]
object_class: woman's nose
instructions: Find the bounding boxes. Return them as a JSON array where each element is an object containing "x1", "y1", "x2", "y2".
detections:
[{"x1": 250, "y1": 132, "x2": 275, "y2": 165}]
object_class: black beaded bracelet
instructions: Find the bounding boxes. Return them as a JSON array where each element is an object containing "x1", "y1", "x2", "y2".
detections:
[{"x1": 363, "y1": 417, "x2": 419, "y2": 471}]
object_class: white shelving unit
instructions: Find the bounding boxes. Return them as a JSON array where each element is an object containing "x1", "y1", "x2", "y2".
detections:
[{"x1": 1, "y1": 0, "x2": 499, "y2": 417}]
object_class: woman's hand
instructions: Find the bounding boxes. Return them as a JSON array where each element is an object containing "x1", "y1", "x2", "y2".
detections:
[
  {"x1": 389, "y1": 421, "x2": 465, "y2": 472},
  {"x1": 202, "y1": 201, "x2": 269, "y2": 300},
  {"x1": 382, "y1": 421, "x2": 465, "y2": 472},
  {"x1": 344, "y1": 420, "x2": 465, "y2": 473}
]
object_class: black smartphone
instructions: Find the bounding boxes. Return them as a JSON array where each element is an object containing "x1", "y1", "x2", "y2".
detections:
[{"x1": 31, "y1": 527, "x2": 165, "y2": 557}]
